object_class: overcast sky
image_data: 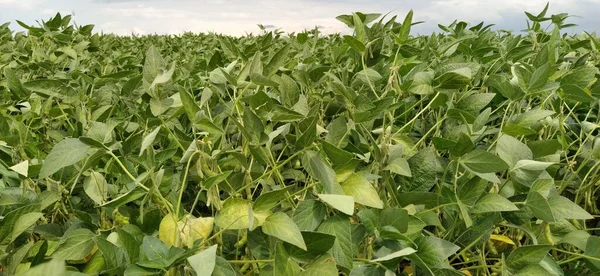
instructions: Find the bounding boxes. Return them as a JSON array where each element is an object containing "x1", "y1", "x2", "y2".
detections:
[{"x1": 0, "y1": 0, "x2": 599, "y2": 36}]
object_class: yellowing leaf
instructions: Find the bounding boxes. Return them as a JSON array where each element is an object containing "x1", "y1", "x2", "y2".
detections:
[
  {"x1": 159, "y1": 213, "x2": 180, "y2": 247},
  {"x1": 460, "y1": 269, "x2": 473, "y2": 276},
  {"x1": 491, "y1": 234, "x2": 516, "y2": 246},
  {"x1": 181, "y1": 216, "x2": 214, "y2": 248}
]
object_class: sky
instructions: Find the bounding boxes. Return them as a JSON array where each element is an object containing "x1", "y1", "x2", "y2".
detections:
[{"x1": 0, "y1": 0, "x2": 599, "y2": 36}]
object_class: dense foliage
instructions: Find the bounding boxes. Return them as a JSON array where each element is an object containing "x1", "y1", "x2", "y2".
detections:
[{"x1": 2, "y1": 5, "x2": 600, "y2": 275}]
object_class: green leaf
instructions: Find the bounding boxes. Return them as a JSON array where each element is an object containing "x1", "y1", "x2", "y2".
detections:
[
  {"x1": 84, "y1": 171, "x2": 108, "y2": 205},
  {"x1": 272, "y1": 105, "x2": 305, "y2": 122},
  {"x1": 251, "y1": 73, "x2": 279, "y2": 87},
  {"x1": 124, "y1": 265, "x2": 160, "y2": 276},
  {"x1": 528, "y1": 63, "x2": 550, "y2": 90},
  {"x1": 293, "y1": 199, "x2": 327, "y2": 231},
  {"x1": 502, "y1": 124, "x2": 538, "y2": 136},
  {"x1": 273, "y1": 243, "x2": 301, "y2": 275},
  {"x1": 4, "y1": 67, "x2": 26, "y2": 98},
  {"x1": 86, "y1": 121, "x2": 116, "y2": 145},
  {"x1": 511, "y1": 160, "x2": 554, "y2": 185},
  {"x1": 143, "y1": 45, "x2": 165, "y2": 95},
  {"x1": 352, "y1": 13, "x2": 367, "y2": 43},
  {"x1": 409, "y1": 71, "x2": 434, "y2": 95},
  {"x1": 9, "y1": 160, "x2": 29, "y2": 177},
  {"x1": 318, "y1": 215, "x2": 353, "y2": 270},
  {"x1": 349, "y1": 264, "x2": 389, "y2": 276},
  {"x1": 473, "y1": 107, "x2": 492, "y2": 131},
  {"x1": 209, "y1": 68, "x2": 228, "y2": 84},
  {"x1": 457, "y1": 178, "x2": 487, "y2": 206},
  {"x1": 402, "y1": 147, "x2": 438, "y2": 192},
  {"x1": 242, "y1": 108, "x2": 264, "y2": 143},
  {"x1": 526, "y1": 191, "x2": 555, "y2": 221},
  {"x1": 538, "y1": 255, "x2": 563, "y2": 276},
  {"x1": 560, "y1": 84, "x2": 594, "y2": 103},
  {"x1": 317, "y1": 194, "x2": 355, "y2": 215},
  {"x1": 296, "y1": 117, "x2": 317, "y2": 149},
  {"x1": 279, "y1": 74, "x2": 300, "y2": 107},
  {"x1": 343, "y1": 35, "x2": 366, "y2": 52},
  {"x1": 0, "y1": 204, "x2": 40, "y2": 243},
  {"x1": 546, "y1": 194, "x2": 593, "y2": 220},
  {"x1": 435, "y1": 63, "x2": 478, "y2": 88},
  {"x1": 253, "y1": 186, "x2": 294, "y2": 212},
  {"x1": 5, "y1": 242, "x2": 34, "y2": 275},
  {"x1": 374, "y1": 247, "x2": 417, "y2": 262},
  {"x1": 285, "y1": 231, "x2": 336, "y2": 261},
  {"x1": 506, "y1": 245, "x2": 552, "y2": 273},
  {"x1": 585, "y1": 236, "x2": 600, "y2": 270},
  {"x1": 139, "y1": 236, "x2": 169, "y2": 268},
  {"x1": 559, "y1": 230, "x2": 590, "y2": 250},
  {"x1": 9, "y1": 212, "x2": 42, "y2": 243},
  {"x1": 450, "y1": 133, "x2": 474, "y2": 157},
  {"x1": 409, "y1": 236, "x2": 460, "y2": 269},
  {"x1": 139, "y1": 126, "x2": 161, "y2": 157},
  {"x1": 460, "y1": 149, "x2": 509, "y2": 174},
  {"x1": 354, "y1": 68, "x2": 383, "y2": 86},
  {"x1": 458, "y1": 199, "x2": 473, "y2": 227},
  {"x1": 178, "y1": 87, "x2": 200, "y2": 122},
  {"x1": 195, "y1": 118, "x2": 224, "y2": 135},
  {"x1": 472, "y1": 193, "x2": 519, "y2": 213},
  {"x1": 23, "y1": 79, "x2": 73, "y2": 98},
  {"x1": 384, "y1": 157, "x2": 411, "y2": 177},
  {"x1": 94, "y1": 236, "x2": 126, "y2": 271},
  {"x1": 187, "y1": 244, "x2": 217, "y2": 276},
  {"x1": 322, "y1": 141, "x2": 354, "y2": 165},
  {"x1": 497, "y1": 135, "x2": 533, "y2": 168},
  {"x1": 514, "y1": 264, "x2": 550, "y2": 276},
  {"x1": 341, "y1": 173, "x2": 383, "y2": 209},
  {"x1": 298, "y1": 254, "x2": 338, "y2": 276},
  {"x1": 455, "y1": 93, "x2": 496, "y2": 113},
  {"x1": 117, "y1": 228, "x2": 140, "y2": 264},
  {"x1": 302, "y1": 151, "x2": 344, "y2": 195},
  {"x1": 325, "y1": 117, "x2": 349, "y2": 148},
  {"x1": 264, "y1": 44, "x2": 291, "y2": 77},
  {"x1": 149, "y1": 97, "x2": 174, "y2": 116},
  {"x1": 52, "y1": 228, "x2": 96, "y2": 261},
  {"x1": 150, "y1": 61, "x2": 176, "y2": 91},
  {"x1": 561, "y1": 65, "x2": 596, "y2": 88},
  {"x1": 380, "y1": 208, "x2": 409, "y2": 233},
  {"x1": 213, "y1": 256, "x2": 237, "y2": 276},
  {"x1": 262, "y1": 212, "x2": 307, "y2": 250},
  {"x1": 398, "y1": 10, "x2": 414, "y2": 42},
  {"x1": 101, "y1": 187, "x2": 146, "y2": 208},
  {"x1": 16, "y1": 259, "x2": 66, "y2": 276},
  {"x1": 513, "y1": 109, "x2": 555, "y2": 127},
  {"x1": 39, "y1": 138, "x2": 93, "y2": 179}
]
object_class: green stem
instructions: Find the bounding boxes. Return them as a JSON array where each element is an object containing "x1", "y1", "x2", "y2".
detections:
[
  {"x1": 176, "y1": 150, "x2": 201, "y2": 218},
  {"x1": 228, "y1": 259, "x2": 273, "y2": 264},
  {"x1": 393, "y1": 92, "x2": 441, "y2": 136},
  {"x1": 108, "y1": 151, "x2": 150, "y2": 192}
]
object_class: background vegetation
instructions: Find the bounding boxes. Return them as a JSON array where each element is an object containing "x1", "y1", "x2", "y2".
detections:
[{"x1": 1, "y1": 4, "x2": 600, "y2": 275}]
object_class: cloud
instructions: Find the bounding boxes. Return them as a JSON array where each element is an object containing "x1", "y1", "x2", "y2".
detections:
[
  {"x1": 92, "y1": 0, "x2": 148, "y2": 2},
  {"x1": 0, "y1": 0, "x2": 40, "y2": 10},
  {"x1": 1, "y1": 0, "x2": 598, "y2": 36}
]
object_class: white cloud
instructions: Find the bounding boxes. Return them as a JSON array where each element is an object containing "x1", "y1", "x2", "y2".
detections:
[
  {"x1": 105, "y1": 5, "x2": 188, "y2": 20},
  {"x1": 0, "y1": 0, "x2": 39, "y2": 10},
  {"x1": 1, "y1": 0, "x2": 598, "y2": 35}
]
